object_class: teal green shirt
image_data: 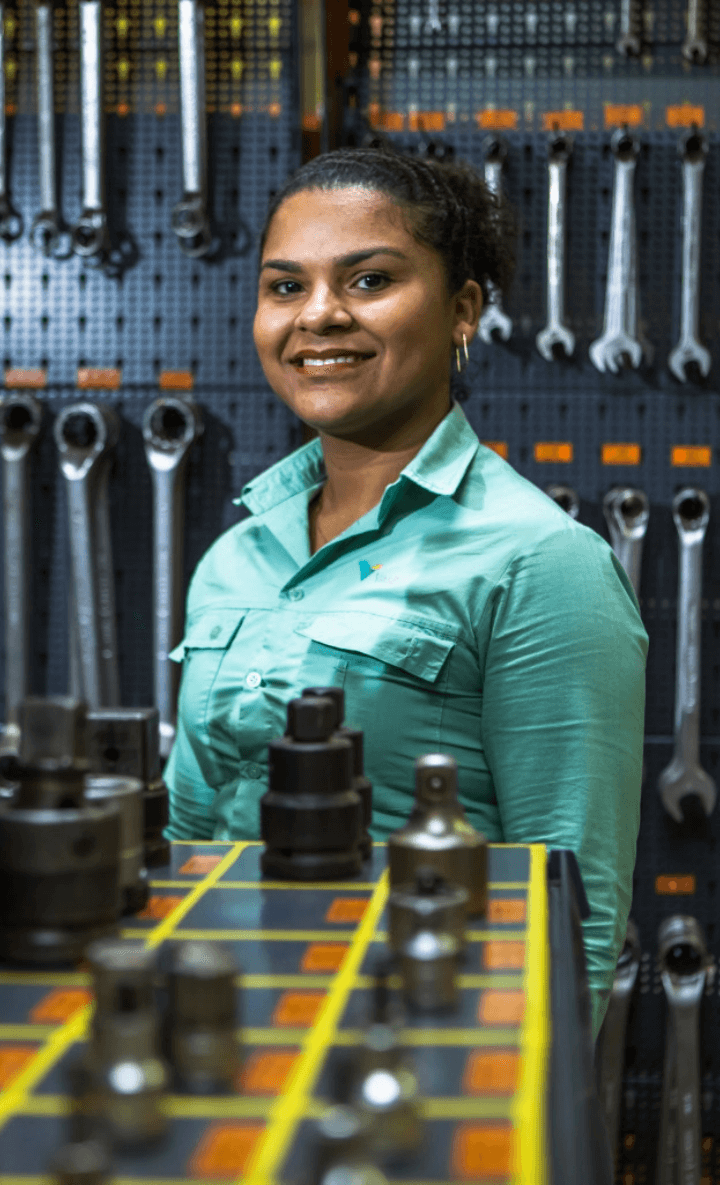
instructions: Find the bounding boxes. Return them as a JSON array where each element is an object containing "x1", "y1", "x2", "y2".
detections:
[{"x1": 164, "y1": 397, "x2": 648, "y2": 1041}]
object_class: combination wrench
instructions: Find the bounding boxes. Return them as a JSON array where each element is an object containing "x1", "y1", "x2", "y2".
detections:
[
  {"x1": 617, "y1": 0, "x2": 641, "y2": 55},
  {"x1": 31, "y1": 1, "x2": 71, "y2": 258},
  {"x1": 603, "y1": 487, "x2": 649, "y2": 603},
  {"x1": 668, "y1": 131, "x2": 711, "y2": 384},
  {"x1": 142, "y1": 396, "x2": 203, "y2": 758},
  {"x1": 656, "y1": 916, "x2": 712, "y2": 1185},
  {"x1": 589, "y1": 130, "x2": 643, "y2": 375},
  {"x1": 478, "y1": 138, "x2": 512, "y2": 344},
  {"x1": 0, "y1": 1, "x2": 23, "y2": 242},
  {"x1": 0, "y1": 395, "x2": 42, "y2": 742},
  {"x1": 595, "y1": 918, "x2": 641, "y2": 1174},
  {"x1": 54, "y1": 403, "x2": 120, "y2": 708},
  {"x1": 71, "y1": 0, "x2": 109, "y2": 262},
  {"x1": 682, "y1": 0, "x2": 707, "y2": 65},
  {"x1": 658, "y1": 490, "x2": 716, "y2": 824},
  {"x1": 536, "y1": 133, "x2": 575, "y2": 362},
  {"x1": 172, "y1": 0, "x2": 212, "y2": 258},
  {"x1": 544, "y1": 484, "x2": 579, "y2": 519}
]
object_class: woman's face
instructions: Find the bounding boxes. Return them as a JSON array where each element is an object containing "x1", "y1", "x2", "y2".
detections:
[{"x1": 253, "y1": 186, "x2": 481, "y2": 444}]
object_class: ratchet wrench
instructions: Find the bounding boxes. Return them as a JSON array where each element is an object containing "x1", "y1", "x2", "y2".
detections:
[
  {"x1": 536, "y1": 133, "x2": 575, "y2": 361},
  {"x1": 595, "y1": 918, "x2": 641, "y2": 1174},
  {"x1": 545, "y1": 484, "x2": 579, "y2": 519},
  {"x1": 71, "y1": 0, "x2": 110, "y2": 262},
  {"x1": 0, "y1": 1, "x2": 23, "y2": 242},
  {"x1": 0, "y1": 395, "x2": 42, "y2": 740},
  {"x1": 658, "y1": 490, "x2": 716, "y2": 823},
  {"x1": 668, "y1": 131, "x2": 711, "y2": 383},
  {"x1": 31, "y1": 1, "x2": 71, "y2": 257},
  {"x1": 478, "y1": 137, "x2": 512, "y2": 344},
  {"x1": 54, "y1": 402, "x2": 120, "y2": 708},
  {"x1": 142, "y1": 396, "x2": 203, "y2": 758},
  {"x1": 603, "y1": 487, "x2": 649, "y2": 602},
  {"x1": 172, "y1": 0, "x2": 212, "y2": 257},
  {"x1": 589, "y1": 129, "x2": 643, "y2": 374},
  {"x1": 682, "y1": 0, "x2": 707, "y2": 65}
]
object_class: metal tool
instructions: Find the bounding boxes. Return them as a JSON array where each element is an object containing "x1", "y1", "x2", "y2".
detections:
[
  {"x1": 0, "y1": 395, "x2": 42, "y2": 743},
  {"x1": 589, "y1": 129, "x2": 643, "y2": 374},
  {"x1": 31, "y1": 1, "x2": 71, "y2": 257},
  {"x1": 537, "y1": 133, "x2": 575, "y2": 361},
  {"x1": 165, "y1": 940, "x2": 241, "y2": 1094},
  {"x1": 656, "y1": 916, "x2": 712, "y2": 1185},
  {"x1": 545, "y1": 484, "x2": 579, "y2": 519},
  {"x1": 603, "y1": 487, "x2": 649, "y2": 602},
  {"x1": 55, "y1": 402, "x2": 120, "y2": 708},
  {"x1": 595, "y1": 919, "x2": 641, "y2": 1174},
  {"x1": 0, "y1": 1, "x2": 23, "y2": 242},
  {"x1": 682, "y1": 0, "x2": 707, "y2": 65},
  {"x1": 658, "y1": 489, "x2": 716, "y2": 823},
  {"x1": 71, "y1": 0, "x2": 109, "y2": 261},
  {"x1": 617, "y1": 0, "x2": 641, "y2": 55},
  {"x1": 142, "y1": 396, "x2": 203, "y2": 758},
  {"x1": 172, "y1": 0, "x2": 212, "y2": 257},
  {"x1": 668, "y1": 131, "x2": 710, "y2": 383},
  {"x1": 478, "y1": 137, "x2": 512, "y2": 344}
]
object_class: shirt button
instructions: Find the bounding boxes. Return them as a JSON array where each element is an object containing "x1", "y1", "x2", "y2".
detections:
[
  {"x1": 289, "y1": 589, "x2": 304, "y2": 601},
  {"x1": 245, "y1": 671, "x2": 262, "y2": 689},
  {"x1": 209, "y1": 624, "x2": 222, "y2": 639},
  {"x1": 246, "y1": 763, "x2": 262, "y2": 778}
]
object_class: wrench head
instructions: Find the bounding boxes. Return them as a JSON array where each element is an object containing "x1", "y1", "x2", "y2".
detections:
[
  {"x1": 30, "y1": 213, "x2": 73, "y2": 260},
  {"x1": 544, "y1": 484, "x2": 579, "y2": 519},
  {"x1": 0, "y1": 203, "x2": 24, "y2": 244},
  {"x1": 536, "y1": 325, "x2": 576, "y2": 362},
  {"x1": 682, "y1": 38, "x2": 708, "y2": 65},
  {"x1": 658, "y1": 761, "x2": 717, "y2": 823},
  {"x1": 616, "y1": 32, "x2": 641, "y2": 57},
  {"x1": 589, "y1": 333, "x2": 643, "y2": 374},
  {"x1": 71, "y1": 211, "x2": 109, "y2": 259},
  {"x1": 668, "y1": 342, "x2": 712, "y2": 383},
  {"x1": 603, "y1": 486, "x2": 649, "y2": 540},
  {"x1": 478, "y1": 307, "x2": 513, "y2": 344},
  {"x1": 142, "y1": 394, "x2": 203, "y2": 457},
  {"x1": 672, "y1": 486, "x2": 709, "y2": 535}
]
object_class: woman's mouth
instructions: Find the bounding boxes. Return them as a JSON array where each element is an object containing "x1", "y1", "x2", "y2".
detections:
[{"x1": 292, "y1": 355, "x2": 373, "y2": 376}]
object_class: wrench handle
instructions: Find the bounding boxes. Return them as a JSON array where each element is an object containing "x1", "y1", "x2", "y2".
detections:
[
  {"x1": 606, "y1": 159, "x2": 636, "y2": 335},
  {"x1": 595, "y1": 988, "x2": 634, "y2": 1170},
  {"x1": 151, "y1": 461, "x2": 189, "y2": 756},
  {"x1": 178, "y1": 0, "x2": 207, "y2": 198},
  {"x1": 613, "y1": 534, "x2": 644, "y2": 602},
  {"x1": 67, "y1": 474, "x2": 104, "y2": 707},
  {"x1": 680, "y1": 159, "x2": 704, "y2": 342},
  {"x1": 675, "y1": 536, "x2": 703, "y2": 765},
  {"x1": 92, "y1": 460, "x2": 120, "y2": 706},
  {"x1": 2, "y1": 454, "x2": 31, "y2": 722},
  {"x1": 546, "y1": 158, "x2": 567, "y2": 328},
  {"x1": 35, "y1": 1, "x2": 57, "y2": 214},
  {"x1": 674, "y1": 1003, "x2": 702, "y2": 1185},
  {"x1": 79, "y1": 0, "x2": 104, "y2": 212},
  {"x1": 657, "y1": 1020, "x2": 678, "y2": 1185}
]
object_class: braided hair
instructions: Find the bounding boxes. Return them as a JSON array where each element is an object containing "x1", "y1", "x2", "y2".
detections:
[{"x1": 256, "y1": 135, "x2": 517, "y2": 401}]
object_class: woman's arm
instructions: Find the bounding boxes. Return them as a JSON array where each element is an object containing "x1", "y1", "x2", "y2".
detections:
[{"x1": 163, "y1": 707, "x2": 218, "y2": 841}]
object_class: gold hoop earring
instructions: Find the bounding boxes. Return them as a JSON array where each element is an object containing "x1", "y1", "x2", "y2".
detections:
[{"x1": 455, "y1": 332, "x2": 469, "y2": 374}]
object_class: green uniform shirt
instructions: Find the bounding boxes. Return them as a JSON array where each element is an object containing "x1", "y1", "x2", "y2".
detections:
[{"x1": 164, "y1": 397, "x2": 648, "y2": 1041}]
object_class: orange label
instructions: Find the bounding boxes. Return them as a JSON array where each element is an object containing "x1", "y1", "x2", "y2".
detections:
[
  {"x1": 179, "y1": 854, "x2": 223, "y2": 875},
  {"x1": 4, "y1": 368, "x2": 46, "y2": 388},
  {"x1": 325, "y1": 897, "x2": 369, "y2": 924},
  {"x1": 136, "y1": 894, "x2": 185, "y2": 919},
  {"x1": 302, "y1": 113, "x2": 321, "y2": 132},
  {"x1": 116, "y1": 103, "x2": 130, "y2": 117},
  {"x1": 666, "y1": 105, "x2": 704, "y2": 128},
  {"x1": 656, "y1": 875, "x2": 696, "y2": 895},
  {"x1": 462, "y1": 1051, "x2": 520, "y2": 1096},
  {"x1": 239, "y1": 1050, "x2": 299, "y2": 1095},
  {"x1": 671, "y1": 446, "x2": 711, "y2": 467},
  {"x1": 604, "y1": 103, "x2": 644, "y2": 128},
  {"x1": 159, "y1": 370, "x2": 194, "y2": 391},
  {"x1": 478, "y1": 990, "x2": 525, "y2": 1026},
  {"x1": 0, "y1": 1045, "x2": 38, "y2": 1087},
  {"x1": 230, "y1": 103, "x2": 242, "y2": 118},
  {"x1": 272, "y1": 990, "x2": 325, "y2": 1028},
  {"x1": 481, "y1": 441, "x2": 508, "y2": 460},
  {"x1": 380, "y1": 111, "x2": 405, "y2": 132},
  {"x1": 535, "y1": 441, "x2": 573, "y2": 463},
  {"x1": 188, "y1": 1122, "x2": 264, "y2": 1178},
  {"x1": 300, "y1": 943, "x2": 349, "y2": 973},
  {"x1": 77, "y1": 368, "x2": 121, "y2": 390},
  {"x1": 602, "y1": 443, "x2": 641, "y2": 465},
  {"x1": 154, "y1": 102, "x2": 167, "y2": 117},
  {"x1": 451, "y1": 1123, "x2": 514, "y2": 1178},
  {"x1": 487, "y1": 899, "x2": 526, "y2": 924},
  {"x1": 542, "y1": 110, "x2": 584, "y2": 132},
  {"x1": 483, "y1": 941, "x2": 525, "y2": 971},
  {"x1": 29, "y1": 989, "x2": 92, "y2": 1024},
  {"x1": 478, "y1": 109, "x2": 518, "y2": 130}
]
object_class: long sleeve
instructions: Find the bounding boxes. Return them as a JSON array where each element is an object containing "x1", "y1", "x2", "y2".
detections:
[{"x1": 479, "y1": 526, "x2": 648, "y2": 1042}]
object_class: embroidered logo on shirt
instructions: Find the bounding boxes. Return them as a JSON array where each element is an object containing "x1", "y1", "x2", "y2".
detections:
[{"x1": 359, "y1": 560, "x2": 402, "y2": 586}]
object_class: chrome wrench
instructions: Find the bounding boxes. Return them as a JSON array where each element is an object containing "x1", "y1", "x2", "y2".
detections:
[
  {"x1": 54, "y1": 402, "x2": 120, "y2": 707},
  {"x1": 0, "y1": 395, "x2": 42, "y2": 742},
  {"x1": 172, "y1": 0, "x2": 212, "y2": 257},
  {"x1": 658, "y1": 490, "x2": 716, "y2": 823},
  {"x1": 682, "y1": 0, "x2": 707, "y2": 65},
  {"x1": 589, "y1": 130, "x2": 642, "y2": 374},
  {"x1": 617, "y1": 0, "x2": 641, "y2": 55},
  {"x1": 31, "y1": 1, "x2": 71, "y2": 257},
  {"x1": 595, "y1": 918, "x2": 641, "y2": 1174},
  {"x1": 544, "y1": 484, "x2": 579, "y2": 519},
  {"x1": 142, "y1": 396, "x2": 203, "y2": 758},
  {"x1": 0, "y1": 2, "x2": 23, "y2": 242},
  {"x1": 668, "y1": 132, "x2": 710, "y2": 383},
  {"x1": 603, "y1": 487, "x2": 649, "y2": 602},
  {"x1": 71, "y1": 0, "x2": 109, "y2": 261},
  {"x1": 478, "y1": 138, "x2": 512, "y2": 344},
  {"x1": 536, "y1": 133, "x2": 575, "y2": 361}
]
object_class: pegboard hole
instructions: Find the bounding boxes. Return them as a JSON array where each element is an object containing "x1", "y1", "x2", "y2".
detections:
[
  {"x1": 3, "y1": 273, "x2": 10, "y2": 288},
  {"x1": 155, "y1": 189, "x2": 164, "y2": 205}
]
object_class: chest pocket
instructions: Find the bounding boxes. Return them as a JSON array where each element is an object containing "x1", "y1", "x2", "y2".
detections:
[
  {"x1": 171, "y1": 609, "x2": 248, "y2": 736},
  {"x1": 294, "y1": 613, "x2": 456, "y2": 685}
]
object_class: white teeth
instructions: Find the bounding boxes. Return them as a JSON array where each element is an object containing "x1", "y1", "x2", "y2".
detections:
[{"x1": 301, "y1": 355, "x2": 362, "y2": 366}]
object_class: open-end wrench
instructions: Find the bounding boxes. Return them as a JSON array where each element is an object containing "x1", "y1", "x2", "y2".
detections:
[
  {"x1": 71, "y1": 0, "x2": 109, "y2": 261},
  {"x1": 536, "y1": 133, "x2": 575, "y2": 361},
  {"x1": 545, "y1": 484, "x2": 579, "y2": 519},
  {"x1": 656, "y1": 916, "x2": 711, "y2": 1185},
  {"x1": 682, "y1": 0, "x2": 707, "y2": 65},
  {"x1": 31, "y1": 2, "x2": 71, "y2": 257},
  {"x1": 54, "y1": 403, "x2": 120, "y2": 707},
  {"x1": 658, "y1": 489, "x2": 716, "y2": 824},
  {"x1": 589, "y1": 129, "x2": 642, "y2": 374},
  {"x1": 617, "y1": 0, "x2": 641, "y2": 55},
  {"x1": 596, "y1": 918, "x2": 641, "y2": 1174},
  {"x1": 142, "y1": 396, "x2": 203, "y2": 758},
  {"x1": 0, "y1": 395, "x2": 42, "y2": 743},
  {"x1": 172, "y1": 0, "x2": 212, "y2": 258},
  {"x1": 478, "y1": 137, "x2": 512, "y2": 344},
  {"x1": 0, "y1": 2, "x2": 23, "y2": 242},
  {"x1": 603, "y1": 487, "x2": 649, "y2": 602},
  {"x1": 668, "y1": 131, "x2": 710, "y2": 383}
]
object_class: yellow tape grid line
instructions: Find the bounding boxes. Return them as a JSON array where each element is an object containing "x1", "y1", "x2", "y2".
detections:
[
  {"x1": 122, "y1": 927, "x2": 526, "y2": 943},
  {"x1": 241, "y1": 869, "x2": 390, "y2": 1185},
  {"x1": 148, "y1": 879, "x2": 528, "y2": 891},
  {"x1": 0, "y1": 842, "x2": 247, "y2": 1133}
]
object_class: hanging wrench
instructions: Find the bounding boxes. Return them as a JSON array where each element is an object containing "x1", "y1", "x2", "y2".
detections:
[
  {"x1": 142, "y1": 396, "x2": 203, "y2": 758},
  {"x1": 478, "y1": 137, "x2": 512, "y2": 344},
  {"x1": 54, "y1": 402, "x2": 120, "y2": 708},
  {"x1": 589, "y1": 129, "x2": 643, "y2": 375},
  {"x1": 545, "y1": 484, "x2": 579, "y2": 519},
  {"x1": 682, "y1": 0, "x2": 707, "y2": 65},
  {"x1": 595, "y1": 918, "x2": 641, "y2": 1175},
  {"x1": 603, "y1": 487, "x2": 649, "y2": 602},
  {"x1": 536, "y1": 133, "x2": 575, "y2": 361},
  {"x1": 172, "y1": 0, "x2": 212, "y2": 258},
  {"x1": 0, "y1": 2, "x2": 23, "y2": 242},
  {"x1": 31, "y1": 2, "x2": 71, "y2": 257},
  {"x1": 71, "y1": 0, "x2": 109, "y2": 261},
  {"x1": 424, "y1": 0, "x2": 441, "y2": 35},
  {"x1": 668, "y1": 131, "x2": 710, "y2": 383},
  {"x1": 0, "y1": 395, "x2": 42, "y2": 742},
  {"x1": 617, "y1": 0, "x2": 641, "y2": 55},
  {"x1": 656, "y1": 916, "x2": 711, "y2": 1185},
  {"x1": 658, "y1": 490, "x2": 716, "y2": 824}
]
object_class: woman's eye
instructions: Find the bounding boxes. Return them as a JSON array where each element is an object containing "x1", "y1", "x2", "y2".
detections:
[{"x1": 270, "y1": 272, "x2": 389, "y2": 295}]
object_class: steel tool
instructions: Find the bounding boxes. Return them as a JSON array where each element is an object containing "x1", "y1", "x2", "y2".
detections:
[
  {"x1": 656, "y1": 916, "x2": 712, "y2": 1185},
  {"x1": 71, "y1": 0, "x2": 109, "y2": 261},
  {"x1": 617, "y1": 0, "x2": 641, "y2": 54},
  {"x1": 658, "y1": 489, "x2": 716, "y2": 823},
  {"x1": 31, "y1": 1, "x2": 71, "y2": 257},
  {"x1": 478, "y1": 138, "x2": 512, "y2": 344},
  {"x1": 668, "y1": 131, "x2": 711, "y2": 383},
  {"x1": 537, "y1": 133, "x2": 575, "y2": 361},
  {"x1": 603, "y1": 487, "x2": 649, "y2": 602},
  {"x1": 545, "y1": 484, "x2": 579, "y2": 519},
  {"x1": 595, "y1": 919, "x2": 641, "y2": 1174},
  {"x1": 172, "y1": 0, "x2": 212, "y2": 257},
  {"x1": 682, "y1": 0, "x2": 707, "y2": 65},
  {"x1": 55, "y1": 402, "x2": 120, "y2": 708},
  {"x1": 0, "y1": 1, "x2": 23, "y2": 242},
  {"x1": 142, "y1": 395, "x2": 203, "y2": 758},
  {"x1": 589, "y1": 130, "x2": 643, "y2": 374},
  {"x1": 0, "y1": 394, "x2": 42, "y2": 743},
  {"x1": 424, "y1": 0, "x2": 441, "y2": 35}
]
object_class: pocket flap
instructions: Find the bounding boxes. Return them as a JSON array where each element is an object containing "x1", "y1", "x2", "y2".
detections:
[
  {"x1": 169, "y1": 610, "x2": 247, "y2": 662},
  {"x1": 294, "y1": 613, "x2": 455, "y2": 683}
]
